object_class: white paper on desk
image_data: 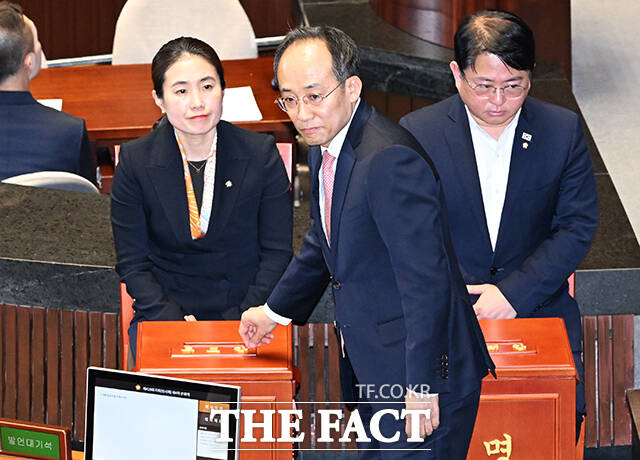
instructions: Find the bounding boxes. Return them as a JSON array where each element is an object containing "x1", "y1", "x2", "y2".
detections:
[
  {"x1": 221, "y1": 86, "x2": 263, "y2": 122},
  {"x1": 37, "y1": 98, "x2": 63, "y2": 111}
]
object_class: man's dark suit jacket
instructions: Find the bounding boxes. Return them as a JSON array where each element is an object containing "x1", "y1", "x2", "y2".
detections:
[
  {"x1": 269, "y1": 100, "x2": 494, "y2": 411},
  {"x1": 400, "y1": 94, "x2": 598, "y2": 375},
  {"x1": 111, "y1": 120, "x2": 293, "y2": 350},
  {"x1": 0, "y1": 91, "x2": 95, "y2": 183}
]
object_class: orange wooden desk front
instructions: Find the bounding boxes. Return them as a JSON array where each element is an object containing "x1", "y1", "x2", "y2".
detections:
[
  {"x1": 468, "y1": 318, "x2": 578, "y2": 460},
  {"x1": 30, "y1": 58, "x2": 292, "y2": 142},
  {"x1": 134, "y1": 321, "x2": 296, "y2": 459}
]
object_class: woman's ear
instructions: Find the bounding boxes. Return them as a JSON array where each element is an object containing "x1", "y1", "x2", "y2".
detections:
[{"x1": 152, "y1": 90, "x2": 165, "y2": 113}]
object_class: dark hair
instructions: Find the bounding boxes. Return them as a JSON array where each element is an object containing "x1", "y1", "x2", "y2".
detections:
[
  {"x1": 0, "y1": 1, "x2": 34, "y2": 82},
  {"x1": 273, "y1": 25, "x2": 359, "y2": 88},
  {"x1": 151, "y1": 36, "x2": 225, "y2": 98},
  {"x1": 454, "y1": 9, "x2": 535, "y2": 74}
]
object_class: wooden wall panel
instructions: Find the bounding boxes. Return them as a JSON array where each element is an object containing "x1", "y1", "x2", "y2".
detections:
[
  {"x1": 240, "y1": 0, "x2": 299, "y2": 38},
  {"x1": 16, "y1": 307, "x2": 31, "y2": 421},
  {"x1": 295, "y1": 324, "x2": 312, "y2": 449},
  {"x1": 499, "y1": 0, "x2": 571, "y2": 79},
  {"x1": 74, "y1": 311, "x2": 88, "y2": 441},
  {"x1": 20, "y1": 0, "x2": 127, "y2": 59},
  {"x1": 598, "y1": 315, "x2": 613, "y2": 445},
  {"x1": 370, "y1": 0, "x2": 572, "y2": 80},
  {"x1": 612, "y1": 315, "x2": 634, "y2": 445},
  {"x1": 31, "y1": 307, "x2": 46, "y2": 423},
  {"x1": 60, "y1": 310, "x2": 74, "y2": 431},
  {"x1": 2, "y1": 305, "x2": 17, "y2": 419},
  {"x1": 583, "y1": 316, "x2": 597, "y2": 447},
  {"x1": 327, "y1": 325, "x2": 342, "y2": 451},
  {"x1": 19, "y1": 0, "x2": 299, "y2": 60},
  {"x1": 0, "y1": 305, "x2": 118, "y2": 442},
  {"x1": 45, "y1": 308, "x2": 61, "y2": 426}
]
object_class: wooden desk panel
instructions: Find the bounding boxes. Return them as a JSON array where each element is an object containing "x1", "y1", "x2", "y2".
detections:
[{"x1": 30, "y1": 59, "x2": 292, "y2": 142}]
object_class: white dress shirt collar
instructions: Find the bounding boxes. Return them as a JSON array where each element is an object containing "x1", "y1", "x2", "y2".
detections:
[{"x1": 465, "y1": 106, "x2": 521, "y2": 251}]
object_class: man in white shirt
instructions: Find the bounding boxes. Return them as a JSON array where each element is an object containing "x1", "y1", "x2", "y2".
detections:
[
  {"x1": 400, "y1": 10, "x2": 598, "y2": 442},
  {"x1": 239, "y1": 25, "x2": 494, "y2": 459}
]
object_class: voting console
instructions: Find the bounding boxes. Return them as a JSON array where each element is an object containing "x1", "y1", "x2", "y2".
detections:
[
  {"x1": 134, "y1": 321, "x2": 296, "y2": 459},
  {"x1": 468, "y1": 318, "x2": 578, "y2": 460}
]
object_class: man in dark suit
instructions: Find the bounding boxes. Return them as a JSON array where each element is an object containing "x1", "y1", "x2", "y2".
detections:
[
  {"x1": 0, "y1": 1, "x2": 94, "y2": 183},
  {"x1": 400, "y1": 10, "x2": 598, "y2": 440},
  {"x1": 239, "y1": 26, "x2": 494, "y2": 458}
]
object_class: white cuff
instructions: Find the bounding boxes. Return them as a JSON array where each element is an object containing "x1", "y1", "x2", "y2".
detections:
[{"x1": 264, "y1": 303, "x2": 292, "y2": 325}]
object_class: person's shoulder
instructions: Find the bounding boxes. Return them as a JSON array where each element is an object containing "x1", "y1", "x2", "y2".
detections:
[
  {"x1": 362, "y1": 106, "x2": 439, "y2": 180},
  {"x1": 400, "y1": 94, "x2": 459, "y2": 127},
  {"x1": 121, "y1": 124, "x2": 163, "y2": 152},
  {"x1": 365, "y1": 106, "x2": 421, "y2": 150},
  {"x1": 118, "y1": 122, "x2": 171, "y2": 168},
  {"x1": 523, "y1": 96, "x2": 580, "y2": 125},
  {"x1": 31, "y1": 100, "x2": 86, "y2": 130}
]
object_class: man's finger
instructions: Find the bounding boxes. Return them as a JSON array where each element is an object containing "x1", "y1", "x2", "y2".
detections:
[
  {"x1": 422, "y1": 416, "x2": 433, "y2": 437},
  {"x1": 430, "y1": 397, "x2": 440, "y2": 430},
  {"x1": 466, "y1": 284, "x2": 485, "y2": 295},
  {"x1": 238, "y1": 321, "x2": 255, "y2": 347}
]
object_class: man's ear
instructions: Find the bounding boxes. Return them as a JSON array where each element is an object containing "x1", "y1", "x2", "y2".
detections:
[
  {"x1": 345, "y1": 75, "x2": 363, "y2": 103},
  {"x1": 24, "y1": 51, "x2": 35, "y2": 78},
  {"x1": 449, "y1": 61, "x2": 463, "y2": 81},
  {"x1": 152, "y1": 89, "x2": 165, "y2": 113},
  {"x1": 449, "y1": 61, "x2": 464, "y2": 91}
]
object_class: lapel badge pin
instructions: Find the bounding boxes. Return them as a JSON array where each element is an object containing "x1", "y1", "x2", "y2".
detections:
[
  {"x1": 521, "y1": 132, "x2": 532, "y2": 141},
  {"x1": 225, "y1": 180, "x2": 232, "y2": 188},
  {"x1": 522, "y1": 142, "x2": 529, "y2": 149}
]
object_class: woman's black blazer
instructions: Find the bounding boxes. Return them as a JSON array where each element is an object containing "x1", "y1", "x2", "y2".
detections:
[{"x1": 111, "y1": 120, "x2": 293, "y2": 324}]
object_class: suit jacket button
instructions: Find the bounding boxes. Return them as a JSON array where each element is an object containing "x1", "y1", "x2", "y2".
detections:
[
  {"x1": 332, "y1": 281, "x2": 341, "y2": 290},
  {"x1": 490, "y1": 266, "x2": 498, "y2": 275}
]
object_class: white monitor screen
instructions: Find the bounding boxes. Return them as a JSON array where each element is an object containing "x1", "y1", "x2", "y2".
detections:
[{"x1": 84, "y1": 367, "x2": 240, "y2": 460}]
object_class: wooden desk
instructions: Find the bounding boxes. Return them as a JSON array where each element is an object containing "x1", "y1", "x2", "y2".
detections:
[{"x1": 30, "y1": 58, "x2": 292, "y2": 143}]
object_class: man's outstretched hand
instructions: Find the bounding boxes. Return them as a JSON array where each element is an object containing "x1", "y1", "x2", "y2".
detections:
[{"x1": 239, "y1": 305, "x2": 277, "y2": 348}]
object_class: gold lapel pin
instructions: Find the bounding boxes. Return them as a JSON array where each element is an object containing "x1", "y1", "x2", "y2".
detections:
[
  {"x1": 225, "y1": 180, "x2": 232, "y2": 188},
  {"x1": 522, "y1": 142, "x2": 529, "y2": 149}
]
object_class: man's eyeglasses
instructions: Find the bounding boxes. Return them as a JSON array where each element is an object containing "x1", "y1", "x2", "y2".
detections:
[
  {"x1": 462, "y1": 76, "x2": 528, "y2": 99},
  {"x1": 275, "y1": 81, "x2": 343, "y2": 112}
]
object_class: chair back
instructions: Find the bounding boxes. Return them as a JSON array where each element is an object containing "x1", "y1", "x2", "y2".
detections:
[
  {"x1": 120, "y1": 283, "x2": 135, "y2": 369},
  {"x1": 568, "y1": 272, "x2": 575, "y2": 298},
  {"x1": 2, "y1": 171, "x2": 99, "y2": 193},
  {"x1": 112, "y1": 0, "x2": 257, "y2": 65},
  {"x1": 276, "y1": 142, "x2": 293, "y2": 183}
]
